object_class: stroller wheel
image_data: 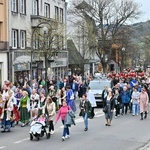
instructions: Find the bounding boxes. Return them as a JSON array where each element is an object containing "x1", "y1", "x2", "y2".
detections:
[
  {"x1": 30, "y1": 134, "x2": 33, "y2": 141},
  {"x1": 47, "y1": 133, "x2": 51, "y2": 139},
  {"x1": 40, "y1": 131, "x2": 44, "y2": 137}
]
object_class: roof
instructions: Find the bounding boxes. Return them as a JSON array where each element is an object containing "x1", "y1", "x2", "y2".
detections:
[{"x1": 67, "y1": 39, "x2": 84, "y2": 65}]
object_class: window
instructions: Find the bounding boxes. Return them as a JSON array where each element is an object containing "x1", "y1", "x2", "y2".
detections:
[
  {"x1": 55, "y1": 6, "x2": 59, "y2": 21},
  {"x1": 12, "y1": 0, "x2": 18, "y2": 12},
  {"x1": 20, "y1": 30, "x2": 26, "y2": 49},
  {"x1": 12, "y1": 30, "x2": 18, "y2": 49},
  {"x1": 60, "y1": 8, "x2": 63, "y2": 23},
  {"x1": 0, "y1": 0, "x2": 4, "y2": 4},
  {"x1": 20, "y1": 0, "x2": 26, "y2": 14},
  {"x1": 33, "y1": 0, "x2": 38, "y2": 15},
  {"x1": 44, "y1": 3, "x2": 50, "y2": 18}
]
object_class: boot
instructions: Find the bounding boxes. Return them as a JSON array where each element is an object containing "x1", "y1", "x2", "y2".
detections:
[
  {"x1": 144, "y1": 111, "x2": 147, "y2": 119},
  {"x1": 141, "y1": 113, "x2": 143, "y2": 120}
]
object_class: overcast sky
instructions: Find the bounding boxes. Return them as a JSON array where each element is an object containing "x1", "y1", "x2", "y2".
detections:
[{"x1": 66, "y1": 0, "x2": 150, "y2": 23}]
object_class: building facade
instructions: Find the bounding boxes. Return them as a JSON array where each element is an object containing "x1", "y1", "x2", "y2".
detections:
[
  {"x1": 0, "y1": 0, "x2": 8, "y2": 86},
  {"x1": 8, "y1": 0, "x2": 68, "y2": 83}
]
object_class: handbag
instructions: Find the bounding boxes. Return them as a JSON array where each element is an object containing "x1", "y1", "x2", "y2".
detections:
[
  {"x1": 79, "y1": 110, "x2": 82, "y2": 116},
  {"x1": 103, "y1": 106, "x2": 108, "y2": 113}
]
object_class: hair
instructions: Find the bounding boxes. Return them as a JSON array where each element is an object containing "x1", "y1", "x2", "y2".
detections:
[
  {"x1": 47, "y1": 96, "x2": 53, "y2": 103},
  {"x1": 82, "y1": 94, "x2": 87, "y2": 97}
]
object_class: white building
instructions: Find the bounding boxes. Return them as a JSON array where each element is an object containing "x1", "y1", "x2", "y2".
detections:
[{"x1": 8, "y1": 0, "x2": 68, "y2": 83}]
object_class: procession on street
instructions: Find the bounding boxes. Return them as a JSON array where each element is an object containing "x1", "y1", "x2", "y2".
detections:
[{"x1": 0, "y1": 69, "x2": 149, "y2": 142}]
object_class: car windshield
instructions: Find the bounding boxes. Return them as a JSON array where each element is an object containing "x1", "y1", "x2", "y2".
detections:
[{"x1": 89, "y1": 81, "x2": 110, "y2": 90}]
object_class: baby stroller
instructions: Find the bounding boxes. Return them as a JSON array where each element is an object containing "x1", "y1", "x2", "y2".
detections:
[{"x1": 29, "y1": 115, "x2": 50, "y2": 141}]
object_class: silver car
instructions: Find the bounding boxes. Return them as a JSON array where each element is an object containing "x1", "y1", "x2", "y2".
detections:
[{"x1": 88, "y1": 79, "x2": 112, "y2": 105}]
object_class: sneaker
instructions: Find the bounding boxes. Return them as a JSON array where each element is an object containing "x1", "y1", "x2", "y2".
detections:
[
  {"x1": 115, "y1": 116, "x2": 117, "y2": 119},
  {"x1": 132, "y1": 114, "x2": 135, "y2": 116},
  {"x1": 50, "y1": 131, "x2": 55, "y2": 135},
  {"x1": 65, "y1": 135, "x2": 70, "y2": 139},
  {"x1": 84, "y1": 128, "x2": 88, "y2": 131},
  {"x1": 118, "y1": 114, "x2": 120, "y2": 117},
  {"x1": 62, "y1": 136, "x2": 65, "y2": 141}
]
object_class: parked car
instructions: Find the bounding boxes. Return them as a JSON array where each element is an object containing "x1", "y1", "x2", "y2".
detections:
[{"x1": 88, "y1": 78, "x2": 112, "y2": 106}]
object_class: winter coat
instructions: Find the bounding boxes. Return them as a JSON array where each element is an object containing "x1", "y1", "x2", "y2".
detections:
[
  {"x1": 79, "y1": 99, "x2": 92, "y2": 118},
  {"x1": 139, "y1": 92, "x2": 149, "y2": 113},
  {"x1": 64, "y1": 109, "x2": 75, "y2": 127},
  {"x1": 103, "y1": 96, "x2": 115, "y2": 111},
  {"x1": 120, "y1": 90, "x2": 130, "y2": 104},
  {"x1": 132, "y1": 91, "x2": 140, "y2": 104},
  {"x1": 56, "y1": 106, "x2": 71, "y2": 122},
  {"x1": 43, "y1": 102, "x2": 56, "y2": 121},
  {"x1": 1, "y1": 99, "x2": 13, "y2": 121}
]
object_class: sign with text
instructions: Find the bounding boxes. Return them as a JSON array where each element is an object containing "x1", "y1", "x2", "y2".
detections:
[{"x1": 14, "y1": 63, "x2": 30, "y2": 71}]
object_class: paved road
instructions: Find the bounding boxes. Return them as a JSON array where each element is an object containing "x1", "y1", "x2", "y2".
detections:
[{"x1": 0, "y1": 103, "x2": 150, "y2": 150}]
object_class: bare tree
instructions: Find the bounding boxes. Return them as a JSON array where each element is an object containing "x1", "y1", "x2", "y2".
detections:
[{"x1": 68, "y1": 0, "x2": 141, "y2": 72}]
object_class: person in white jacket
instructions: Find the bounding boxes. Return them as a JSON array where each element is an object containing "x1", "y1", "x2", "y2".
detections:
[
  {"x1": 131, "y1": 87, "x2": 140, "y2": 116},
  {"x1": 86, "y1": 87, "x2": 97, "y2": 119}
]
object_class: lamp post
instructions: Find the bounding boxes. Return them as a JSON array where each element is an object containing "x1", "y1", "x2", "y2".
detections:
[
  {"x1": 122, "y1": 47, "x2": 126, "y2": 69},
  {"x1": 31, "y1": 21, "x2": 52, "y2": 94}
]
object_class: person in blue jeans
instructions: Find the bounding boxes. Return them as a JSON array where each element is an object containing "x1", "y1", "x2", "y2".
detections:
[
  {"x1": 120, "y1": 86, "x2": 130, "y2": 115},
  {"x1": 79, "y1": 94, "x2": 92, "y2": 131},
  {"x1": 131, "y1": 87, "x2": 140, "y2": 116}
]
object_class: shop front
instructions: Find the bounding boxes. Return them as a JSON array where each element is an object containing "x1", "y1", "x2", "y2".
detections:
[
  {"x1": 50, "y1": 58, "x2": 68, "y2": 81},
  {"x1": 14, "y1": 62, "x2": 30, "y2": 83}
]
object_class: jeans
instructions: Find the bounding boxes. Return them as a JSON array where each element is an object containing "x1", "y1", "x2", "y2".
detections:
[
  {"x1": 62, "y1": 120, "x2": 70, "y2": 137},
  {"x1": 83, "y1": 113, "x2": 88, "y2": 129},
  {"x1": 73, "y1": 91, "x2": 77, "y2": 100},
  {"x1": 49, "y1": 120, "x2": 54, "y2": 132},
  {"x1": 132, "y1": 103, "x2": 139, "y2": 115},
  {"x1": 122, "y1": 103, "x2": 129, "y2": 114}
]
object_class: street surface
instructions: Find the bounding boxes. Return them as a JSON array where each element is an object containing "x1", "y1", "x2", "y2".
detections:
[{"x1": 0, "y1": 101, "x2": 150, "y2": 150}]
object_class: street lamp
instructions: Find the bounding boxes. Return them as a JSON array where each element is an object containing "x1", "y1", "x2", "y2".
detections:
[
  {"x1": 122, "y1": 47, "x2": 126, "y2": 69},
  {"x1": 30, "y1": 21, "x2": 53, "y2": 94}
]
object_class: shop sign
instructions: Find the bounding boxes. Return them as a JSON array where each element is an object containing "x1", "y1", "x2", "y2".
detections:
[
  {"x1": 32, "y1": 63, "x2": 38, "y2": 68},
  {"x1": 14, "y1": 63, "x2": 30, "y2": 71},
  {"x1": 51, "y1": 60, "x2": 66, "y2": 67}
]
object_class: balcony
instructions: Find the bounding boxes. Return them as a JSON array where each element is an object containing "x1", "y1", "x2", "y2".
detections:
[
  {"x1": 30, "y1": 15, "x2": 55, "y2": 27},
  {"x1": 0, "y1": 41, "x2": 8, "y2": 51}
]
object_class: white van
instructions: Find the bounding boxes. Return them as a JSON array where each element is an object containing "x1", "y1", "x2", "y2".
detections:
[{"x1": 88, "y1": 78, "x2": 112, "y2": 106}]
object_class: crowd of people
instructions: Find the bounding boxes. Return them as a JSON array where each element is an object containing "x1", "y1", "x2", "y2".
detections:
[
  {"x1": 0, "y1": 70, "x2": 149, "y2": 141},
  {"x1": 0, "y1": 74, "x2": 90, "y2": 140},
  {"x1": 102, "y1": 70, "x2": 150, "y2": 126}
]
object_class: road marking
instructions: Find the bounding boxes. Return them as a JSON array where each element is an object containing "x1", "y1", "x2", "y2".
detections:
[
  {"x1": 14, "y1": 138, "x2": 29, "y2": 144},
  {"x1": 0, "y1": 146, "x2": 6, "y2": 149},
  {"x1": 59, "y1": 110, "x2": 104, "y2": 128}
]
